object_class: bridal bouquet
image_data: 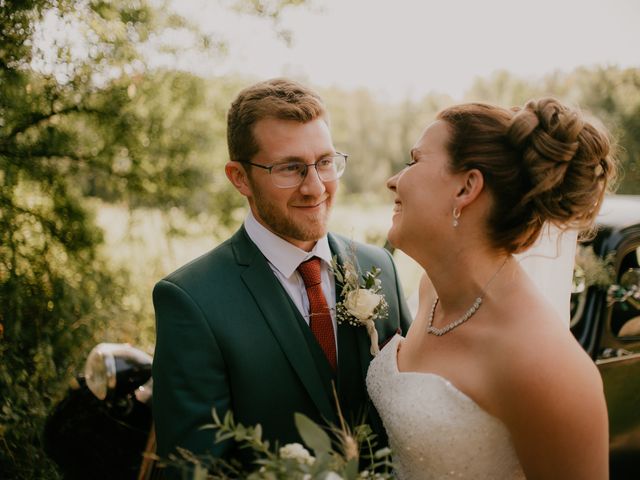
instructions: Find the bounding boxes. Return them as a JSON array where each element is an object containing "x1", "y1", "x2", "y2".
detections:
[{"x1": 169, "y1": 409, "x2": 394, "y2": 480}]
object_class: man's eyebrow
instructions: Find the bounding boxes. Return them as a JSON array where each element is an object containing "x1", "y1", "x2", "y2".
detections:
[
  {"x1": 275, "y1": 156, "x2": 304, "y2": 163},
  {"x1": 277, "y1": 152, "x2": 336, "y2": 163}
]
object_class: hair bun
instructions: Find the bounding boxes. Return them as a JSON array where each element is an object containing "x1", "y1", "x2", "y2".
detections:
[
  {"x1": 509, "y1": 98, "x2": 583, "y2": 162},
  {"x1": 507, "y1": 98, "x2": 614, "y2": 242},
  {"x1": 507, "y1": 98, "x2": 587, "y2": 203},
  {"x1": 507, "y1": 106, "x2": 539, "y2": 148}
]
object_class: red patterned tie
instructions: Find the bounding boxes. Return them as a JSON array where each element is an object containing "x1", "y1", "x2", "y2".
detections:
[{"x1": 297, "y1": 257, "x2": 337, "y2": 372}]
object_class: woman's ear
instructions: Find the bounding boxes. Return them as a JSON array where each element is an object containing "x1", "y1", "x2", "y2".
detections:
[
  {"x1": 225, "y1": 161, "x2": 253, "y2": 198},
  {"x1": 455, "y1": 168, "x2": 484, "y2": 208}
]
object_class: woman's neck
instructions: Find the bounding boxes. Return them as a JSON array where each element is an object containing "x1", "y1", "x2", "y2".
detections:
[{"x1": 418, "y1": 247, "x2": 512, "y2": 312}]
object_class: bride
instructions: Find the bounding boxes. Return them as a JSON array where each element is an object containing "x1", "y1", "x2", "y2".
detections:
[{"x1": 367, "y1": 98, "x2": 617, "y2": 479}]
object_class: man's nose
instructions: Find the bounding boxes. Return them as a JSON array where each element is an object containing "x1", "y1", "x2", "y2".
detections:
[{"x1": 299, "y1": 164, "x2": 326, "y2": 196}]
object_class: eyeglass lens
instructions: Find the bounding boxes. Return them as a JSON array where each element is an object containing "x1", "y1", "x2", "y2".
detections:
[{"x1": 271, "y1": 155, "x2": 345, "y2": 187}]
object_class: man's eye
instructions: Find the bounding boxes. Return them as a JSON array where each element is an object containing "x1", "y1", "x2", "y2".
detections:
[
  {"x1": 317, "y1": 158, "x2": 334, "y2": 168},
  {"x1": 405, "y1": 160, "x2": 417, "y2": 167},
  {"x1": 277, "y1": 163, "x2": 304, "y2": 174}
]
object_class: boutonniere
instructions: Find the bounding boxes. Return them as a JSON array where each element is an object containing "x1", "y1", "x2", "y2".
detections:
[{"x1": 331, "y1": 249, "x2": 389, "y2": 356}]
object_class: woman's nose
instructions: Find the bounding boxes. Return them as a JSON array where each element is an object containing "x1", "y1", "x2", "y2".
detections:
[{"x1": 386, "y1": 171, "x2": 399, "y2": 192}]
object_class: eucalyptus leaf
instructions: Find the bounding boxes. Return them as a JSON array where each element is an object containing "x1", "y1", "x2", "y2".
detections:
[
  {"x1": 310, "y1": 452, "x2": 333, "y2": 476},
  {"x1": 192, "y1": 463, "x2": 208, "y2": 480},
  {"x1": 212, "y1": 407, "x2": 221, "y2": 425},
  {"x1": 253, "y1": 423, "x2": 263, "y2": 442},
  {"x1": 294, "y1": 412, "x2": 332, "y2": 455},
  {"x1": 344, "y1": 458, "x2": 359, "y2": 479}
]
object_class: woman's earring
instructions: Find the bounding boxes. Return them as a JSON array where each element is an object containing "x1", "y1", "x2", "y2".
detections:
[{"x1": 452, "y1": 207, "x2": 461, "y2": 227}]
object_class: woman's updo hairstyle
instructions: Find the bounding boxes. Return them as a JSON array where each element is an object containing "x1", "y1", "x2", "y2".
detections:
[{"x1": 437, "y1": 98, "x2": 617, "y2": 254}]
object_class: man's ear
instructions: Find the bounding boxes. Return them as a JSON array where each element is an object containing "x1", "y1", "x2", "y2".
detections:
[
  {"x1": 225, "y1": 161, "x2": 253, "y2": 198},
  {"x1": 454, "y1": 168, "x2": 484, "y2": 209}
]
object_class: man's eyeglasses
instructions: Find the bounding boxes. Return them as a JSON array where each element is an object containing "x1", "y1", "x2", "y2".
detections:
[{"x1": 239, "y1": 153, "x2": 348, "y2": 188}]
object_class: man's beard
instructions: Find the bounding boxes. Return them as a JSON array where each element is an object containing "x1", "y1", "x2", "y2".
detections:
[{"x1": 252, "y1": 188, "x2": 330, "y2": 243}]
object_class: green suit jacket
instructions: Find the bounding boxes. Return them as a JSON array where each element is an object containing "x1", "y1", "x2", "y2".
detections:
[{"x1": 152, "y1": 226, "x2": 412, "y2": 461}]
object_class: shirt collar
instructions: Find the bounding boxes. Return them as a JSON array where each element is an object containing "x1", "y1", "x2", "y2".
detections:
[{"x1": 244, "y1": 210, "x2": 333, "y2": 278}]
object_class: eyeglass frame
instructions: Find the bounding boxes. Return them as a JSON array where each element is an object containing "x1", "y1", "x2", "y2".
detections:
[{"x1": 237, "y1": 152, "x2": 348, "y2": 188}]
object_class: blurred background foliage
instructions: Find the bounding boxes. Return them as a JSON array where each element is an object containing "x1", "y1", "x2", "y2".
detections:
[{"x1": 0, "y1": 0, "x2": 639, "y2": 477}]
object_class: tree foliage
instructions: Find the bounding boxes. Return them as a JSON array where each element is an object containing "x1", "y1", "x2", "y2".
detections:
[
  {"x1": 322, "y1": 87, "x2": 452, "y2": 197},
  {"x1": 322, "y1": 66, "x2": 640, "y2": 198},
  {"x1": 0, "y1": 0, "x2": 303, "y2": 477},
  {"x1": 465, "y1": 67, "x2": 640, "y2": 193}
]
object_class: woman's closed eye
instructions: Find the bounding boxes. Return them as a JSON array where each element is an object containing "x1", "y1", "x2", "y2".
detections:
[{"x1": 405, "y1": 159, "x2": 417, "y2": 167}]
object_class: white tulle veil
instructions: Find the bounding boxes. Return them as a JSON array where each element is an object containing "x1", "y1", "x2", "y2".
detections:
[{"x1": 515, "y1": 224, "x2": 578, "y2": 325}]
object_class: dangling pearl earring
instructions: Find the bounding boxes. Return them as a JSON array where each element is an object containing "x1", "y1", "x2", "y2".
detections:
[{"x1": 452, "y1": 207, "x2": 461, "y2": 227}]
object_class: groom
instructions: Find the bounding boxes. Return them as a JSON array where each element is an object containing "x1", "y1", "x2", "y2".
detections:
[{"x1": 152, "y1": 78, "x2": 412, "y2": 465}]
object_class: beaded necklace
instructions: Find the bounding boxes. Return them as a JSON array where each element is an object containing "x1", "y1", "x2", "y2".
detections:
[{"x1": 427, "y1": 258, "x2": 508, "y2": 336}]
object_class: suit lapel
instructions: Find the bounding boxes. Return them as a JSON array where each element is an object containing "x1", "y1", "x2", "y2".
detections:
[{"x1": 232, "y1": 227, "x2": 336, "y2": 423}]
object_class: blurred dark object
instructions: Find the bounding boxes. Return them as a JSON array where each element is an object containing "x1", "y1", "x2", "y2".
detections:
[
  {"x1": 569, "y1": 195, "x2": 640, "y2": 479},
  {"x1": 44, "y1": 344, "x2": 157, "y2": 480}
]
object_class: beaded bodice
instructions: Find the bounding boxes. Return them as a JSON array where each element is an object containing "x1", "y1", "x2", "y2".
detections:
[{"x1": 366, "y1": 335, "x2": 525, "y2": 479}]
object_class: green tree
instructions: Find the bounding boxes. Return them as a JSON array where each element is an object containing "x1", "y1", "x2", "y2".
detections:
[
  {"x1": 566, "y1": 66, "x2": 640, "y2": 193},
  {"x1": 0, "y1": 1, "x2": 307, "y2": 477},
  {"x1": 322, "y1": 87, "x2": 452, "y2": 198},
  {"x1": 464, "y1": 67, "x2": 640, "y2": 194},
  {"x1": 464, "y1": 69, "x2": 542, "y2": 105}
]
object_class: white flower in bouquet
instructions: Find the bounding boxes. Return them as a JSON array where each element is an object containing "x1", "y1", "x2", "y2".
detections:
[
  {"x1": 324, "y1": 472, "x2": 344, "y2": 480},
  {"x1": 279, "y1": 442, "x2": 315, "y2": 465}
]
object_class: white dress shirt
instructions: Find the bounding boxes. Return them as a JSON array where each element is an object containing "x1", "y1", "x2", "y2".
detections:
[{"x1": 243, "y1": 211, "x2": 338, "y2": 343}]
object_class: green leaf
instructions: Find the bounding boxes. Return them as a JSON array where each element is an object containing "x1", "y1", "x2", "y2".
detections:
[
  {"x1": 374, "y1": 447, "x2": 392, "y2": 458},
  {"x1": 344, "y1": 458, "x2": 359, "y2": 479},
  {"x1": 192, "y1": 462, "x2": 208, "y2": 480},
  {"x1": 212, "y1": 407, "x2": 221, "y2": 425},
  {"x1": 253, "y1": 423, "x2": 263, "y2": 442},
  {"x1": 294, "y1": 412, "x2": 332, "y2": 455}
]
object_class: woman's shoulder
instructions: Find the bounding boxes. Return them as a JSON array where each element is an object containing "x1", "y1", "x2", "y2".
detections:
[
  {"x1": 490, "y1": 305, "x2": 602, "y2": 402},
  {"x1": 487, "y1": 310, "x2": 608, "y2": 477}
]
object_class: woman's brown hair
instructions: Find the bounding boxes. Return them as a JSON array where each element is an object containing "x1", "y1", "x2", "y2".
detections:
[{"x1": 437, "y1": 98, "x2": 617, "y2": 254}]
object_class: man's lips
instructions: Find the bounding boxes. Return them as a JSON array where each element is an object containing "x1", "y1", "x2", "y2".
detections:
[
  {"x1": 393, "y1": 200, "x2": 402, "y2": 213},
  {"x1": 292, "y1": 198, "x2": 327, "y2": 209}
]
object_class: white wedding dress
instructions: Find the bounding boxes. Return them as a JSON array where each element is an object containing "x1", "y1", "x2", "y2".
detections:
[
  {"x1": 367, "y1": 335, "x2": 526, "y2": 479},
  {"x1": 366, "y1": 226, "x2": 577, "y2": 479}
]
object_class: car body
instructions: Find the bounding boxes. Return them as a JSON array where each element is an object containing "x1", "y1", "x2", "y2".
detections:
[{"x1": 570, "y1": 195, "x2": 640, "y2": 478}]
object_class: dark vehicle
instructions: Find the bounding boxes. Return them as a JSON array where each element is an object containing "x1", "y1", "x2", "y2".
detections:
[{"x1": 570, "y1": 195, "x2": 640, "y2": 478}]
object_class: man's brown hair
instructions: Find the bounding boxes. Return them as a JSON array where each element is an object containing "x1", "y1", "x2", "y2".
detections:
[{"x1": 227, "y1": 78, "x2": 326, "y2": 165}]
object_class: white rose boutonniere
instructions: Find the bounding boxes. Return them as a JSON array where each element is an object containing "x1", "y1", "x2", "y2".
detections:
[
  {"x1": 344, "y1": 289, "x2": 383, "y2": 321},
  {"x1": 331, "y1": 250, "x2": 389, "y2": 356}
]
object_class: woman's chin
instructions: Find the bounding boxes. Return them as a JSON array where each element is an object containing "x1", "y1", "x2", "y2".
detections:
[{"x1": 386, "y1": 226, "x2": 401, "y2": 250}]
